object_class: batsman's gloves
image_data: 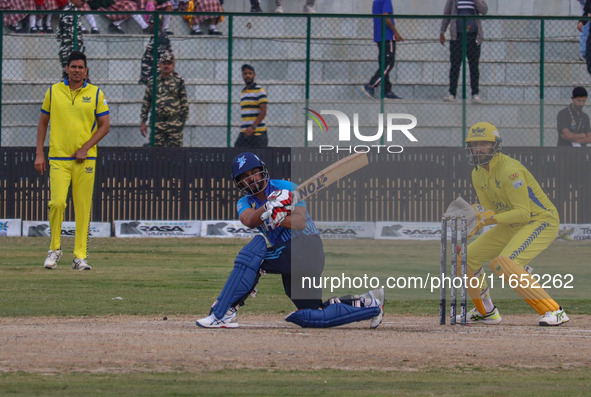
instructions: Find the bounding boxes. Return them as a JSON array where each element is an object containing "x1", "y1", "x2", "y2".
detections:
[
  {"x1": 267, "y1": 207, "x2": 289, "y2": 229},
  {"x1": 265, "y1": 189, "x2": 294, "y2": 210},
  {"x1": 261, "y1": 189, "x2": 294, "y2": 221}
]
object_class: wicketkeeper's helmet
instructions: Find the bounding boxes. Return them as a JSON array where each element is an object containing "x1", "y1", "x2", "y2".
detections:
[
  {"x1": 465, "y1": 122, "x2": 502, "y2": 166},
  {"x1": 232, "y1": 152, "x2": 269, "y2": 195}
]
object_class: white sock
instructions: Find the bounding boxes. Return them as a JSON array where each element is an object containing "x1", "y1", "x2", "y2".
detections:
[
  {"x1": 113, "y1": 20, "x2": 123, "y2": 27},
  {"x1": 132, "y1": 14, "x2": 149, "y2": 29},
  {"x1": 209, "y1": 24, "x2": 217, "y2": 31},
  {"x1": 29, "y1": 15, "x2": 37, "y2": 27},
  {"x1": 483, "y1": 297, "x2": 494, "y2": 313},
  {"x1": 192, "y1": 25, "x2": 201, "y2": 32},
  {"x1": 162, "y1": 14, "x2": 170, "y2": 30},
  {"x1": 45, "y1": 15, "x2": 52, "y2": 27},
  {"x1": 85, "y1": 14, "x2": 98, "y2": 29}
]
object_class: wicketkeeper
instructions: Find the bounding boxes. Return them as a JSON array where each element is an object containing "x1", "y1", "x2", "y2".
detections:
[
  {"x1": 196, "y1": 152, "x2": 385, "y2": 328},
  {"x1": 455, "y1": 122, "x2": 569, "y2": 326}
]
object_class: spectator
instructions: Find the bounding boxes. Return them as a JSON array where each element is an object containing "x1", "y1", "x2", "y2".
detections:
[
  {"x1": 138, "y1": 16, "x2": 172, "y2": 85},
  {"x1": 361, "y1": 0, "x2": 404, "y2": 100},
  {"x1": 556, "y1": 86, "x2": 591, "y2": 147},
  {"x1": 234, "y1": 64, "x2": 268, "y2": 148},
  {"x1": 77, "y1": 1, "x2": 101, "y2": 33},
  {"x1": 140, "y1": 52, "x2": 189, "y2": 147},
  {"x1": 33, "y1": 0, "x2": 58, "y2": 33},
  {"x1": 57, "y1": 0, "x2": 86, "y2": 80},
  {"x1": 188, "y1": 0, "x2": 222, "y2": 35},
  {"x1": 579, "y1": 0, "x2": 591, "y2": 75},
  {"x1": 35, "y1": 51, "x2": 110, "y2": 271},
  {"x1": 440, "y1": 0, "x2": 488, "y2": 103},
  {"x1": 3, "y1": 0, "x2": 37, "y2": 33},
  {"x1": 249, "y1": 0, "x2": 261, "y2": 12},
  {"x1": 579, "y1": 0, "x2": 589, "y2": 61},
  {"x1": 137, "y1": 0, "x2": 174, "y2": 34},
  {"x1": 274, "y1": 0, "x2": 316, "y2": 13},
  {"x1": 87, "y1": 0, "x2": 150, "y2": 34}
]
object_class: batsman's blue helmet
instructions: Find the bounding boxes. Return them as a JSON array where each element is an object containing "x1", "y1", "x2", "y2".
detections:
[{"x1": 232, "y1": 152, "x2": 269, "y2": 195}]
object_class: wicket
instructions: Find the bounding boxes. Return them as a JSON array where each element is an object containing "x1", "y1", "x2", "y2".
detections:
[{"x1": 439, "y1": 216, "x2": 468, "y2": 326}]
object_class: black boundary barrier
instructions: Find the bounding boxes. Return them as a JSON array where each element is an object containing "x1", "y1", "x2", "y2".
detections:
[{"x1": 1, "y1": 147, "x2": 589, "y2": 223}]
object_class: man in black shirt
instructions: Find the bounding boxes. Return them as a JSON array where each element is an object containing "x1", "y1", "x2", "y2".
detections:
[{"x1": 556, "y1": 86, "x2": 591, "y2": 147}]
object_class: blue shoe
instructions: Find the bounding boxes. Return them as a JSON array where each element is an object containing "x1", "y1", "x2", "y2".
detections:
[
  {"x1": 384, "y1": 92, "x2": 402, "y2": 100},
  {"x1": 361, "y1": 84, "x2": 375, "y2": 99}
]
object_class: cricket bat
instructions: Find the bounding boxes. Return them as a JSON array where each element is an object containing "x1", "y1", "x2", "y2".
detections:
[{"x1": 261, "y1": 152, "x2": 369, "y2": 220}]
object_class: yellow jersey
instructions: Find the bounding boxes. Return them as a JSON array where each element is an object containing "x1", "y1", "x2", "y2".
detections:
[
  {"x1": 472, "y1": 153, "x2": 558, "y2": 225},
  {"x1": 41, "y1": 79, "x2": 109, "y2": 159}
]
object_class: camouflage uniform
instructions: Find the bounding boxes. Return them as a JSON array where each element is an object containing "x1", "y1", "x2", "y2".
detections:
[
  {"x1": 140, "y1": 70, "x2": 189, "y2": 147},
  {"x1": 57, "y1": 3, "x2": 84, "y2": 80},
  {"x1": 139, "y1": 32, "x2": 172, "y2": 85}
]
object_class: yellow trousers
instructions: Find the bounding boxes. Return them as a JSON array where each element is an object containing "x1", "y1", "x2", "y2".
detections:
[
  {"x1": 48, "y1": 159, "x2": 96, "y2": 259},
  {"x1": 468, "y1": 217, "x2": 559, "y2": 270},
  {"x1": 467, "y1": 216, "x2": 559, "y2": 295}
]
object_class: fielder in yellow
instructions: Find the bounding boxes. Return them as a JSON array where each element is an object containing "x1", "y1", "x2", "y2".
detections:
[
  {"x1": 461, "y1": 122, "x2": 569, "y2": 326},
  {"x1": 34, "y1": 51, "x2": 110, "y2": 271}
]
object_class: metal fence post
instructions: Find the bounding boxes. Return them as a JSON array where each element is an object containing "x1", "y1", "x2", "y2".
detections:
[
  {"x1": 226, "y1": 14, "x2": 233, "y2": 148},
  {"x1": 0, "y1": 12, "x2": 3, "y2": 147},
  {"x1": 304, "y1": 15, "x2": 311, "y2": 147},
  {"x1": 461, "y1": 16, "x2": 467, "y2": 144},
  {"x1": 540, "y1": 19, "x2": 545, "y2": 147}
]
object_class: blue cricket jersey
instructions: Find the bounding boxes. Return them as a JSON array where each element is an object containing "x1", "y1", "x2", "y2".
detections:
[{"x1": 236, "y1": 179, "x2": 319, "y2": 246}]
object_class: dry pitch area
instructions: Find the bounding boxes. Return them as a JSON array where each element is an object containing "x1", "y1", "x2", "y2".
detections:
[{"x1": 1, "y1": 314, "x2": 590, "y2": 373}]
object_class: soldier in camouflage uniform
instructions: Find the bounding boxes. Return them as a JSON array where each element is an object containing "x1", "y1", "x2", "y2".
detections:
[
  {"x1": 138, "y1": 17, "x2": 172, "y2": 85},
  {"x1": 140, "y1": 52, "x2": 189, "y2": 147},
  {"x1": 57, "y1": 0, "x2": 86, "y2": 80}
]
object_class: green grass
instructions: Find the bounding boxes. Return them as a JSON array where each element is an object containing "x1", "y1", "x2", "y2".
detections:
[
  {"x1": 1, "y1": 368, "x2": 591, "y2": 396},
  {"x1": 1, "y1": 238, "x2": 590, "y2": 316},
  {"x1": 1, "y1": 237, "x2": 590, "y2": 396}
]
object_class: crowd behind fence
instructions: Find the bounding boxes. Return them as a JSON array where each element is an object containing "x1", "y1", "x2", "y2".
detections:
[{"x1": 1, "y1": 12, "x2": 591, "y2": 147}]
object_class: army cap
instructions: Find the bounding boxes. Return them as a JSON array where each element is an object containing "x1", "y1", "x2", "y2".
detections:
[{"x1": 159, "y1": 52, "x2": 174, "y2": 63}]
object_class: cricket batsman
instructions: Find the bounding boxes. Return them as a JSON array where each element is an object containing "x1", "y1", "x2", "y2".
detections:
[
  {"x1": 196, "y1": 152, "x2": 384, "y2": 328},
  {"x1": 460, "y1": 122, "x2": 569, "y2": 326}
]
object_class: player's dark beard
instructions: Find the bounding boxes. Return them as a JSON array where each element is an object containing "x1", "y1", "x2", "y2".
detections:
[
  {"x1": 574, "y1": 105, "x2": 584, "y2": 112},
  {"x1": 247, "y1": 182, "x2": 257, "y2": 194},
  {"x1": 242, "y1": 178, "x2": 263, "y2": 195}
]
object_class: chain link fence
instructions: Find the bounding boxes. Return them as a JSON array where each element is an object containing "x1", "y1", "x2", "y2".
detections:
[{"x1": 0, "y1": 12, "x2": 588, "y2": 147}]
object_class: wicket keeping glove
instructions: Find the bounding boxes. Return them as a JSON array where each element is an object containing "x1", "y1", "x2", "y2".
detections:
[{"x1": 471, "y1": 204, "x2": 496, "y2": 236}]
